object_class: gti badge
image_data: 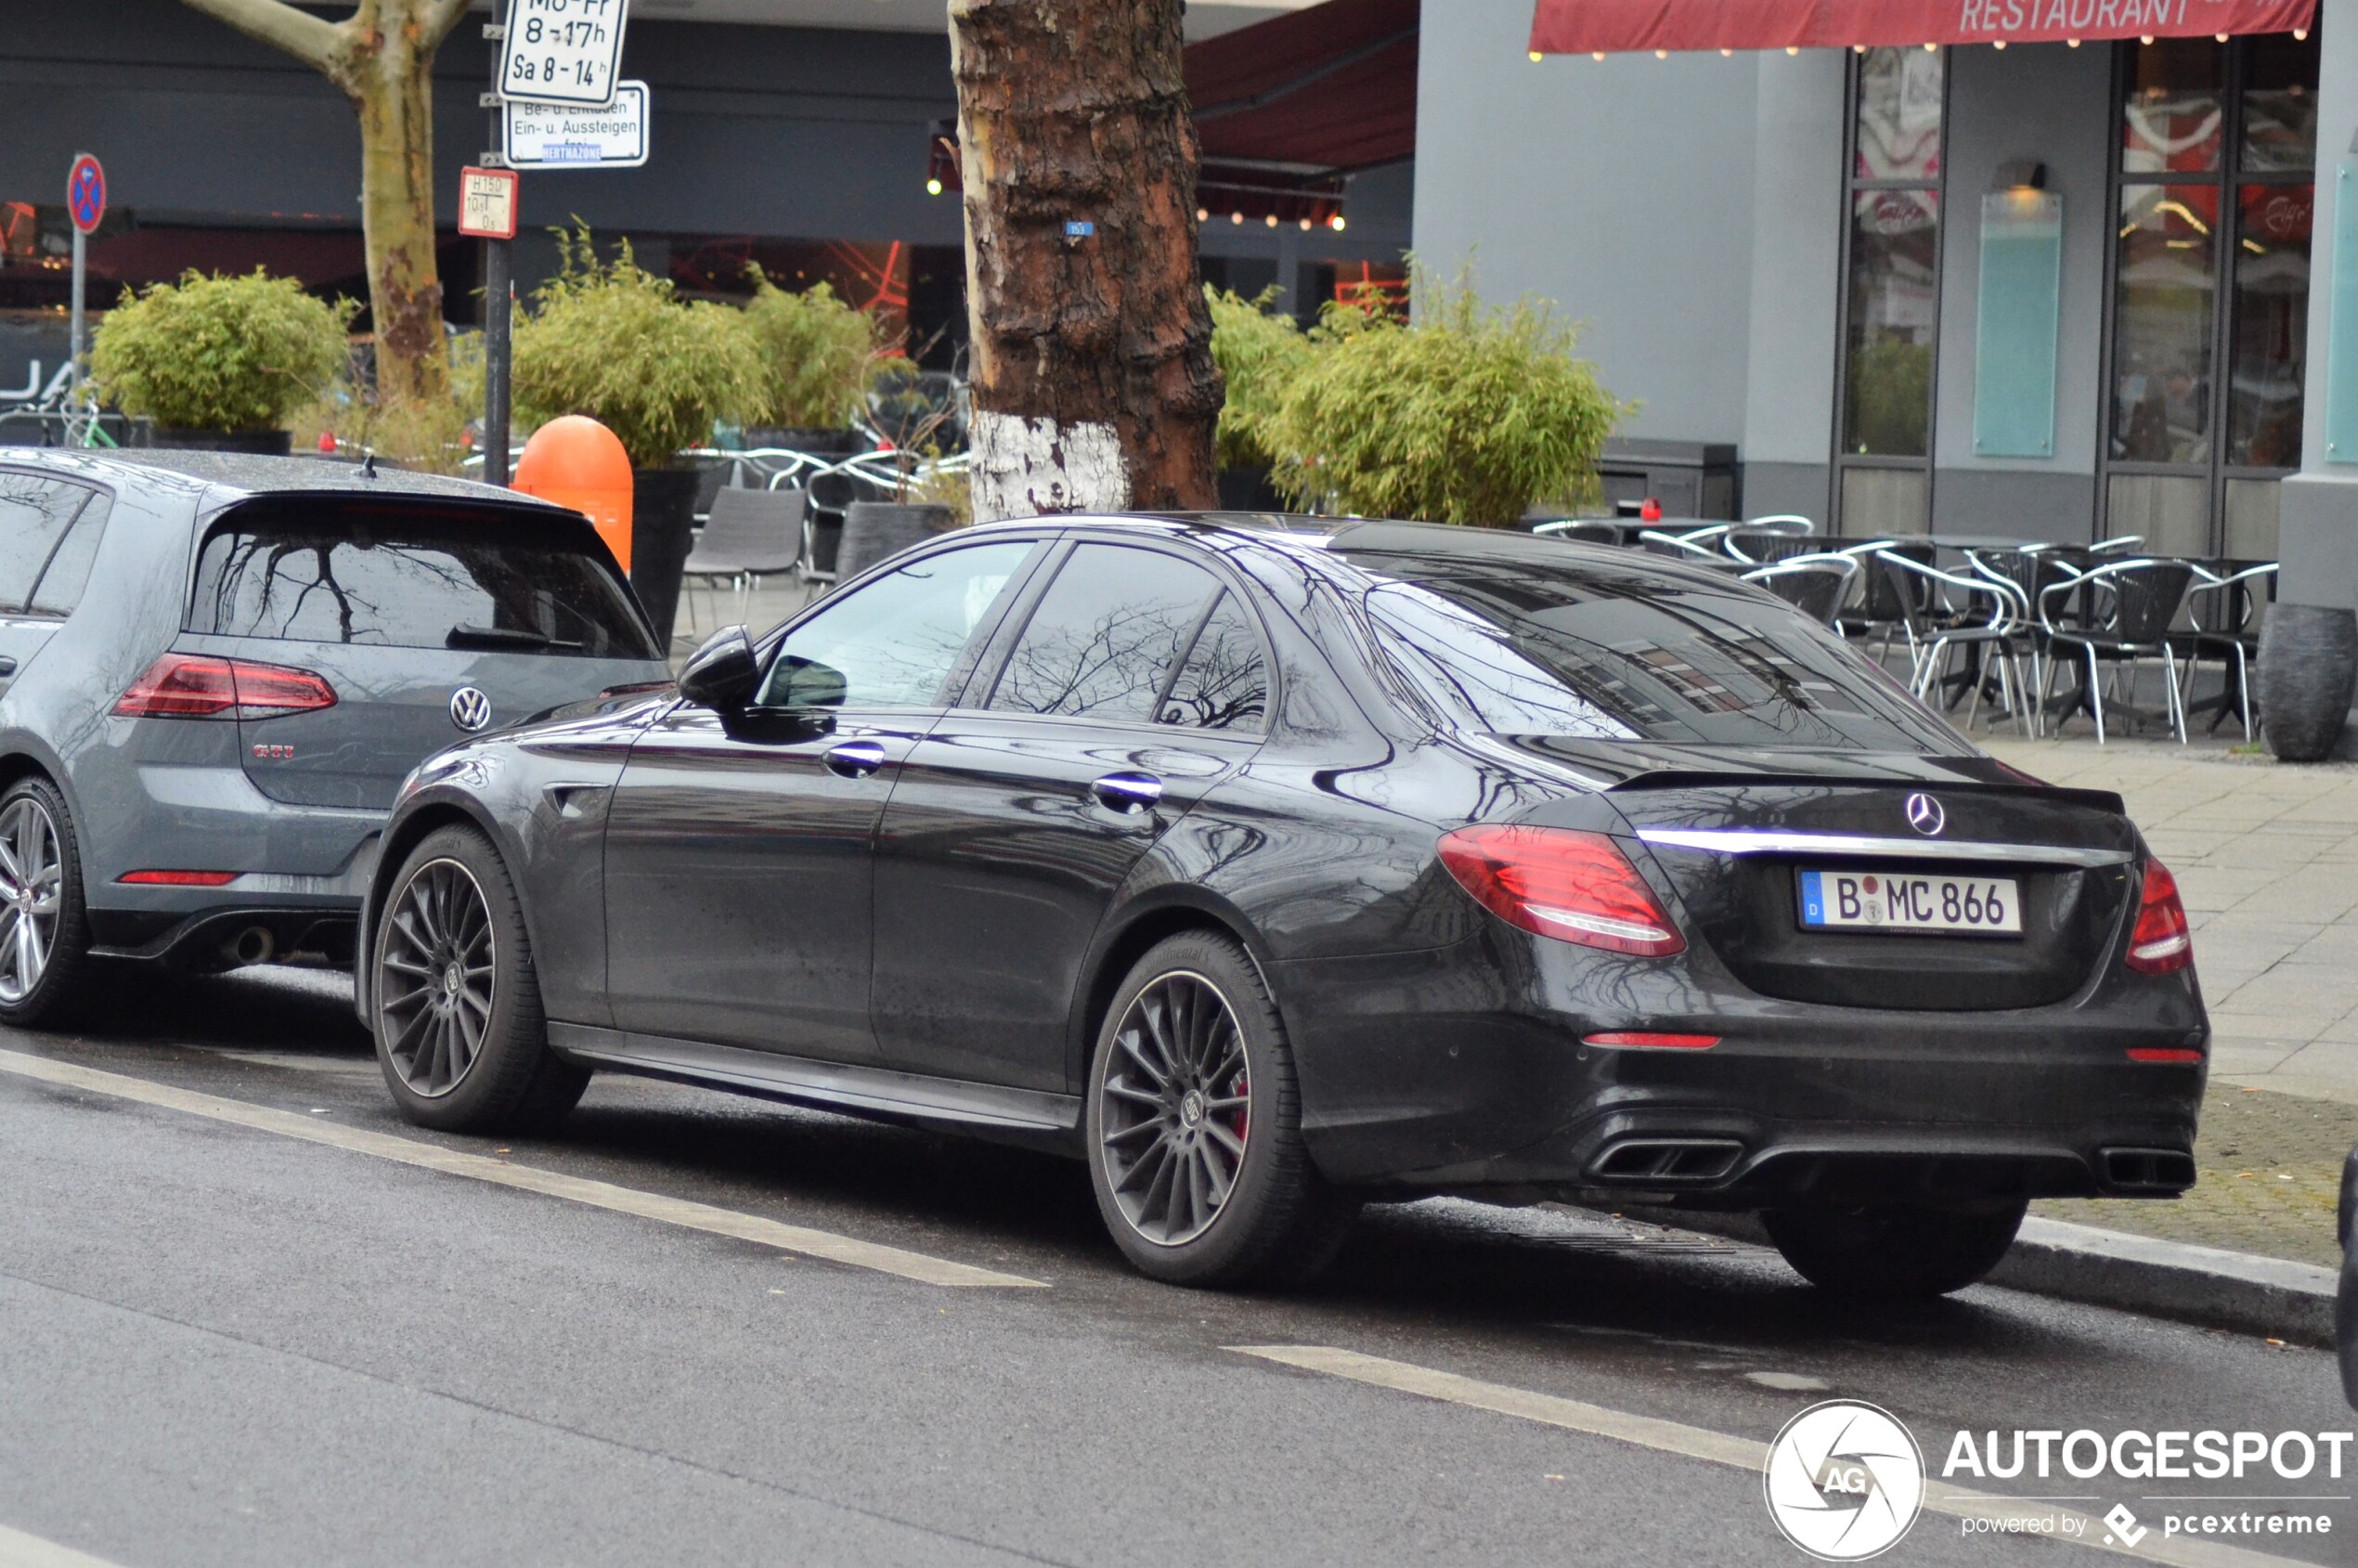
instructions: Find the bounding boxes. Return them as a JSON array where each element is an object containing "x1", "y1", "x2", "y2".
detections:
[
  {"x1": 1904, "y1": 792, "x2": 1946, "y2": 836},
  {"x1": 449, "y1": 686, "x2": 493, "y2": 733}
]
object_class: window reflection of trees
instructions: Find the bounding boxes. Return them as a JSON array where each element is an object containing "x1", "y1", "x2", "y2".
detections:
[
  {"x1": 1158, "y1": 599, "x2": 1267, "y2": 732},
  {"x1": 991, "y1": 550, "x2": 1218, "y2": 721},
  {"x1": 194, "y1": 523, "x2": 648, "y2": 657},
  {"x1": 1356, "y1": 559, "x2": 1952, "y2": 752}
]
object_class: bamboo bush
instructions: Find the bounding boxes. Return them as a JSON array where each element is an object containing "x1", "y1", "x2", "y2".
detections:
[
  {"x1": 741, "y1": 274, "x2": 878, "y2": 431},
  {"x1": 512, "y1": 227, "x2": 766, "y2": 468},
  {"x1": 90, "y1": 268, "x2": 355, "y2": 433}
]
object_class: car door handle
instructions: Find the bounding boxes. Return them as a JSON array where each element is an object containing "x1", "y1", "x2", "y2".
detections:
[
  {"x1": 0, "y1": 657, "x2": 16, "y2": 678},
  {"x1": 823, "y1": 740, "x2": 888, "y2": 779},
  {"x1": 1091, "y1": 771, "x2": 1163, "y2": 813}
]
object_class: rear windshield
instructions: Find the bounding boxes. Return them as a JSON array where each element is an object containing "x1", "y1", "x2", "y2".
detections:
[
  {"x1": 189, "y1": 501, "x2": 658, "y2": 661},
  {"x1": 1340, "y1": 550, "x2": 1959, "y2": 752}
]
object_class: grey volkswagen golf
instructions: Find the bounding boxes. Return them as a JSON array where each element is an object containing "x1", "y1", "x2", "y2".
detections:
[{"x1": 0, "y1": 449, "x2": 667, "y2": 1024}]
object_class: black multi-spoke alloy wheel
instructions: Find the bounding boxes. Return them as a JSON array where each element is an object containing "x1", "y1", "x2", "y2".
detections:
[
  {"x1": 0, "y1": 775, "x2": 94, "y2": 1028},
  {"x1": 372, "y1": 825, "x2": 588, "y2": 1133},
  {"x1": 1086, "y1": 931, "x2": 1356, "y2": 1288},
  {"x1": 1762, "y1": 1199, "x2": 2028, "y2": 1299}
]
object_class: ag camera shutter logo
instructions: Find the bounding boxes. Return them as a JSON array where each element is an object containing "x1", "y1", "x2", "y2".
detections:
[{"x1": 1764, "y1": 1401, "x2": 1925, "y2": 1560}]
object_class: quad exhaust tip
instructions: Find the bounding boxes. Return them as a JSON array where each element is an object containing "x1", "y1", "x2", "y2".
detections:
[
  {"x1": 2099, "y1": 1147, "x2": 2196, "y2": 1191},
  {"x1": 1587, "y1": 1137, "x2": 1745, "y2": 1185}
]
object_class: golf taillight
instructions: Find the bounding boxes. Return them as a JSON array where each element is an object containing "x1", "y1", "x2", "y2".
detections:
[
  {"x1": 2124, "y1": 858, "x2": 2193, "y2": 975},
  {"x1": 112, "y1": 654, "x2": 337, "y2": 720},
  {"x1": 1437, "y1": 824, "x2": 1685, "y2": 957}
]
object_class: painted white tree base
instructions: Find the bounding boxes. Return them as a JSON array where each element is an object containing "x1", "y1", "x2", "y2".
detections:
[{"x1": 969, "y1": 411, "x2": 1130, "y2": 523}]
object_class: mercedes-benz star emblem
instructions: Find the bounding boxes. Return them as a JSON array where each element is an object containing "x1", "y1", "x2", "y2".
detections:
[
  {"x1": 1903, "y1": 792, "x2": 1945, "y2": 836},
  {"x1": 448, "y1": 687, "x2": 493, "y2": 733}
]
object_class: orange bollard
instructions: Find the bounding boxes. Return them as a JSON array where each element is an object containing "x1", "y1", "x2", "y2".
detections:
[{"x1": 512, "y1": 415, "x2": 635, "y2": 572}]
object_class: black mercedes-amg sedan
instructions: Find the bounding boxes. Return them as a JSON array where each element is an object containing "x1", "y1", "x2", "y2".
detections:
[{"x1": 356, "y1": 514, "x2": 2206, "y2": 1298}]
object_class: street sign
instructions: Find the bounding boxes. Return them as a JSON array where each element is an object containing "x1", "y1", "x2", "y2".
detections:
[
  {"x1": 504, "y1": 83, "x2": 650, "y2": 169},
  {"x1": 67, "y1": 154, "x2": 105, "y2": 235},
  {"x1": 498, "y1": 0, "x2": 628, "y2": 109},
  {"x1": 457, "y1": 166, "x2": 520, "y2": 240}
]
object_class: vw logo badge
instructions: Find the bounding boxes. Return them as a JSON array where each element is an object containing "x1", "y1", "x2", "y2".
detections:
[
  {"x1": 448, "y1": 687, "x2": 493, "y2": 733},
  {"x1": 1903, "y1": 792, "x2": 1945, "y2": 836}
]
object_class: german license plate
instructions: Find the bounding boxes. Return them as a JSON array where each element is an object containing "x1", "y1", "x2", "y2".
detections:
[{"x1": 1797, "y1": 869, "x2": 2022, "y2": 936}]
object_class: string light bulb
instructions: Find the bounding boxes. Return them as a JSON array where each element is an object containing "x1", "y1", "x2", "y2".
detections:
[
  {"x1": 2294, "y1": 26, "x2": 2309, "y2": 39},
  {"x1": 1784, "y1": 45, "x2": 1798, "y2": 54},
  {"x1": 925, "y1": 177, "x2": 942, "y2": 196},
  {"x1": 1591, "y1": 50, "x2": 1606, "y2": 60},
  {"x1": 1328, "y1": 214, "x2": 1346, "y2": 232},
  {"x1": 1528, "y1": 50, "x2": 1543, "y2": 61},
  {"x1": 1993, "y1": 39, "x2": 2006, "y2": 48}
]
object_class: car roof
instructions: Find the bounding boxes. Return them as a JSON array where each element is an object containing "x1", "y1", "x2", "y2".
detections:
[
  {"x1": 961, "y1": 511, "x2": 1743, "y2": 590},
  {"x1": 0, "y1": 447, "x2": 576, "y2": 512}
]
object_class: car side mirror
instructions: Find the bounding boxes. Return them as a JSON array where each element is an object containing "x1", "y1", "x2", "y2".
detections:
[
  {"x1": 677, "y1": 625, "x2": 762, "y2": 711},
  {"x1": 766, "y1": 654, "x2": 848, "y2": 711}
]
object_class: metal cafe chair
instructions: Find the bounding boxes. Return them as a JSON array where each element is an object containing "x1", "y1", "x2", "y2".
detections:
[
  {"x1": 2035, "y1": 558, "x2": 2196, "y2": 745},
  {"x1": 2174, "y1": 559, "x2": 2278, "y2": 742},
  {"x1": 1833, "y1": 538, "x2": 1930, "y2": 655},
  {"x1": 1741, "y1": 552, "x2": 1858, "y2": 628},
  {"x1": 1874, "y1": 550, "x2": 2034, "y2": 735},
  {"x1": 2087, "y1": 533, "x2": 2147, "y2": 556},
  {"x1": 1638, "y1": 525, "x2": 1731, "y2": 561},
  {"x1": 1963, "y1": 544, "x2": 2088, "y2": 730},
  {"x1": 680, "y1": 485, "x2": 806, "y2": 634},
  {"x1": 1532, "y1": 518, "x2": 1626, "y2": 544}
]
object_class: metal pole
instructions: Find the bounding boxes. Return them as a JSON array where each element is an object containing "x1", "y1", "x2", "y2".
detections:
[
  {"x1": 485, "y1": 236, "x2": 512, "y2": 486},
  {"x1": 482, "y1": 22, "x2": 514, "y2": 486},
  {"x1": 68, "y1": 226, "x2": 85, "y2": 406}
]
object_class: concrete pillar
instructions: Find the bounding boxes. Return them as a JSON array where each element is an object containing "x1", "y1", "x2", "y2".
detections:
[{"x1": 2277, "y1": 0, "x2": 2358, "y2": 615}]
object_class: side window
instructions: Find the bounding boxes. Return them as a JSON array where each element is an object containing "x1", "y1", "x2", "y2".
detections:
[
  {"x1": 1157, "y1": 592, "x2": 1269, "y2": 732},
  {"x1": 988, "y1": 544, "x2": 1220, "y2": 722},
  {"x1": 759, "y1": 540, "x2": 1037, "y2": 709},
  {"x1": 28, "y1": 494, "x2": 110, "y2": 617},
  {"x1": 0, "y1": 476, "x2": 93, "y2": 612}
]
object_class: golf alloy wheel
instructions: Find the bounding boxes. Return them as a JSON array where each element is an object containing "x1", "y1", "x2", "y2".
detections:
[
  {"x1": 1096, "y1": 970, "x2": 1254, "y2": 1247},
  {"x1": 378, "y1": 858, "x2": 498, "y2": 1097},
  {"x1": 0, "y1": 794, "x2": 64, "y2": 1004}
]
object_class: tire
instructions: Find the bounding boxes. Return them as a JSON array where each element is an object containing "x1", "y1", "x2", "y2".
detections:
[
  {"x1": 1085, "y1": 931, "x2": 1357, "y2": 1288},
  {"x1": 1762, "y1": 1199, "x2": 2028, "y2": 1299},
  {"x1": 0, "y1": 774, "x2": 95, "y2": 1030},
  {"x1": 370, "y1": 825, "x2": 588, "y2": 1134}
]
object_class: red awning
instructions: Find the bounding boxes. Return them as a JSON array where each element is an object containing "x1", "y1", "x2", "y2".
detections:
[
  {"x1": 1529, "y1": 0, "x2": 2314, "y2": 56},
  {"x1": 1185, "y1": 0, "x2": 1418, "y2": 172}
]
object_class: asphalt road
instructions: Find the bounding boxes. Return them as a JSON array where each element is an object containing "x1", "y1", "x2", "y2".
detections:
[{"x1": 0, "y1": 967, "x2": 2347, "y2": 1568}]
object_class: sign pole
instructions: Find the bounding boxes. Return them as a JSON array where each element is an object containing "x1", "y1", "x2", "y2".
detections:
[
  {"x1": 483, "y1": 24, "x2": 513, "y2": 487},
  {"x1": 68, "y1": 227, "x2": 85, "y2": 406}
]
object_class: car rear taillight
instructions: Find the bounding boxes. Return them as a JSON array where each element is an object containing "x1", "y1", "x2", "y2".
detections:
[
  {"x1": 117, "y1": 870, "x2": 240, "y2": 887},
  {"x1": 1584, "y1": 1031, "x2": 1720, "y2": 1049},
  {"x1": 2123, "y1": 858, "x2": 2192, "y2": 975},
  {"x1": 1438, "y1": 824, "x2": 1685, "y2": 956},
  {"x1": 112, "y1": 654, "x2": 337, "y2": 720}
]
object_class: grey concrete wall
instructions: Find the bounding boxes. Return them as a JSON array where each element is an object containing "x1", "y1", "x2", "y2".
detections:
[
  {"x1": 0, "y1": 0, "x2": 961, "y2": 247},
  {"x1": 1413, "y1": 0, "x2": 1762, "y2": 444},
  {"x1": 1929, "y1": 41, "x2": 2111, "y2": 542}
]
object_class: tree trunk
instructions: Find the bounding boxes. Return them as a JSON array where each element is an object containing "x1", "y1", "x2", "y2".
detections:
[
  {"x1": 177, "y1": 0, "x2": 465, "y2": 406},
  {"x1": 352, "y1": 23, "x2": 447, "y2": 404},
  {"x1": 950, "y1": 0, "x2": 1222, "y2": 523}
]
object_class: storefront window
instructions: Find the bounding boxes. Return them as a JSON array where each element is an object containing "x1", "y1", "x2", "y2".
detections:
[
  {"x1": 2105, "y1": 30, "x2": 2316, "y2": 552},
  {"x1": 1835, "y1": 46, "x2": 1944, "y2": 537},
  {"x1": 1844, "y1": 190, "x2": 1938, "y2": 457}
]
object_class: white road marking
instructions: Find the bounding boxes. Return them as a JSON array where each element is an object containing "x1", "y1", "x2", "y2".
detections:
[
  {"x1": 1230, "y1": 1346, "x2": 2320, "y2": 1568},
  {"x1": 0, "y1": 1523, "x2": 128, "y2": 1568},
  {"x1": 0, "y1": 1048, "x2": 1044, "y2": 1290}
]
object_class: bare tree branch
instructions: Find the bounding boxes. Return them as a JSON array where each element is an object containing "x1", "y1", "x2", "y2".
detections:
[
  {"x1": 175, "y1": 0, "x2": 348, "y2": 72},
  {"x1": 422, "y1": 0, "x2": 476, "y2": 49}
]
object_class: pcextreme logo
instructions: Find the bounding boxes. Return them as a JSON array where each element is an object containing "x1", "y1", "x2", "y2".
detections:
[{"x1": 1763, "y1": 1401, "x2": 1926, "y2": 1561}]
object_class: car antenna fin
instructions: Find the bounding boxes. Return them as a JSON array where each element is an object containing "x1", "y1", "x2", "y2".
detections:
[{"x1": 359, "y1": 449, "x2": 378, "y2": 479}]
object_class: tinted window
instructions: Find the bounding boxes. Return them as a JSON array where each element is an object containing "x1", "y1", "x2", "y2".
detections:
[
  {"x1": 1157, "y1": 592, "x2": 1268, "y2": 732},
  {"x1": 759, "y1": 540, "x2": 1035, "y2": 709},
  {"x1": 29, "y1": 495, "x2": 109, "y2": 616},
  {"x1": 1344, "y1": 551, "x2": 1958, "y2": 752},
  {"x1": 990, "y1": 544, "x2": 1220, "y2": 721},
  {"x1": 190, "y1": 504, "x2": 658, "y2": 660},
  {"x1": 0, "y1": 476, "x2": 94, "y2": 612}
]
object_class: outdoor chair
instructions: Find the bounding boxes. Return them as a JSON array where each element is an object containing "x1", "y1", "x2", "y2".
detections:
[
  {"x1": 1833, "y1": 538, "x2": 1931, "y2": 655},
  {"x1": 2173, "y1": 559, "x2": 2277, "y2": 742},
  {"x1": 1533, "y1": 519, "x2": 1624, "y2": 544},
  {"x1": 2035, "y1": 558, "x2": 2196, "y2": 745},
  {"x1": 1963, "y1": 545, "x2": 2087, "y2": 727},
  {"x1": 798, "y1": 462, "x2": 896, "y2": 586},
  {"x1": 681, "y1": 486, "x2": 806, "y2": 632},
  {"x1": 1725, "y1": 529, "x2": 1835, "y2": 565},
  {"x1": 1741, "y1": 552, "x2": 1857, "y2": 628},
  {"x1": 1638, "y1": 526, "x2": 1730, "y2": 561},
  {"x1": 1874, "y1": 550, "x2": 2034, "y2": 735}
]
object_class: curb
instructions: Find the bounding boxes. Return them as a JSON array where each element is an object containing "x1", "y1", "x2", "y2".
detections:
[
  {"x1": 1574, "y1": 1203, "x2": 2338, "y2": 1347},
  {"x1": 1995, "y1": 1216, "x2": 2336, "y2": 1347}
]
